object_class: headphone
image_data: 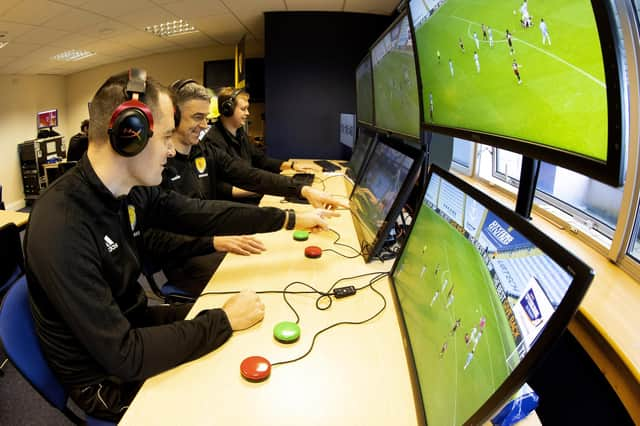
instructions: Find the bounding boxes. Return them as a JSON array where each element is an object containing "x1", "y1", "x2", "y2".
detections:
[
  {"x1": 220, "y1": 88, "x2": 244, "y2": 117},
  {"x1": 108, "y1": 68, "x2": 154, "y2": 157},
  {"x1": 169, "y1": 78, "x2": 197, "y2": 127}
]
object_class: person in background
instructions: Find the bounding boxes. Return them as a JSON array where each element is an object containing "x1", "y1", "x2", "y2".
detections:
[
  {"x1": 66, "y1": 119, "x2": 89, "y2": 161},
  {"x1": 201, "y1": 87, "x2": 317, "y2": 203},
  {"x1": 143, "y1": 79, "x2": 346, "y2": 295}
]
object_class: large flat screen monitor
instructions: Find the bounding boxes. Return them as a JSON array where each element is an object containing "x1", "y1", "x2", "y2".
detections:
[
  {"x1": 350, "y1": 136, "x2": 423, "y2": 262},
  {"x1": 390, "y1": 164, "x2": 594, "y2": 425},
  {"x1": 37, "y1": 109, "x2": 58, "y2": 129},
  {"x1": 355, "y1": 55, "x2": 374, "y2": 126},
  {"x1": 409, "y1": 0, "x2": 624, "y2": 186},
  {"x1": 371, "y1": 14, "x2": 421, "y2": 142}
]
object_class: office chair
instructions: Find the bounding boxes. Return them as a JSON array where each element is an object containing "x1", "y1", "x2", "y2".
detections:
[
  {"x1": 0, "y1": 278, "x2": 115, "y2": 425},
  {"x1": 0, "y1": 223, "x2": 24, "y2": 296},
  {"x1": 141, "y1": 258, "x2": 196, "y2": 303}
]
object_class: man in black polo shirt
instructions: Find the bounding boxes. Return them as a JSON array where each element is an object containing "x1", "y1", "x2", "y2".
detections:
[
  {"x1": 24, "y1": 69, "x2": 336, "y2": 422},
  {"x1": 143, "y1": 80, "x2": 347, "y2": 294},
  {"x1": 201, "y1": 87, "x2": 320, "y2": 203}
]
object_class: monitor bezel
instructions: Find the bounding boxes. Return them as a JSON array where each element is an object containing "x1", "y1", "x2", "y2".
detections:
[
  {"x1": 350, "y1": 133, "x2": 425, "y2": 263},
  {"x1": 346, "y1": 125, "x2": 378, "y2": 186},
  {"x1": 407, "y1": 0, "x2": 625, "y2": 187},
  {"x1": 370, "y1": 12, "x2": 423, "y2": 144},
  {"x1": 388, "y1": 164, "x2": 595, "y2": 425},
  {"x1": 37, "y1": 109, "x2": 59, "y2": 130},
  {"x1": 355, "y1": 53, "x2": 375, "y2": 127}
]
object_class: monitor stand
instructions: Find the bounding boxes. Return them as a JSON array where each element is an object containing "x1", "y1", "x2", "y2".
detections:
[{"x1": 515, "y1": 156, "x2": 541, "y2": 220}]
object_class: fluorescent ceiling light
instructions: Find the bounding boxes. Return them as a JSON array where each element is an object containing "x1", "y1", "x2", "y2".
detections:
[
  {"x1": 145, "y1": 19, "x2": 198, "y2": 37},
  {"x1": 0, "y1": 41, "x2": 8, "y2": 49},
  {"x1": 51, "y1": 49, "x2": 96, "y2": 61}
]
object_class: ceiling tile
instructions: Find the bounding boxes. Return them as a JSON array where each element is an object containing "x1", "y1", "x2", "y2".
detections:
[
  {"x1": 160, "y1": 0, "x2": 227, "y2": 20},
  {"x1": 0, "y1": 20, "x2": 35, "y2": 40},
  {"x1": 285, "y1": 0, "x2": 344, "y2": 11},
  {"x1": 2, "y1": 0, "x2": 71, "y2": 26},
  {"x1": 190, "y1": 14, "x2": 245, "y2": 45},
  {"x1": 165, "y1": 30, "x2": 216, "y2": 48},
  {"x1": 77, "y1": 0, "x2": 158, "y2": 19},
  {"x1": 0, "y1": 41, "x2": 42, "y2": 57},
  {"x1": 0, "y1": 0, "x2": 23, "y2": 16},
  {"x1": 13, "y1": 27, "x2": 72, "y2": 45},
  {"x1": 0, "y1": 55, "x2": 19, "y2": 66},
  {"x1": 47, "y1": 32, "x2": 100, "y2": 49},
  {"x1": 41, "y1": 8, "x2": 110, "y2": 33},
  {"x1": 114, "y1": 9, "x2": 179, "y2": 29},
  {"x1": 344, "y1": 0, "x2": 398, "y2": 14}
]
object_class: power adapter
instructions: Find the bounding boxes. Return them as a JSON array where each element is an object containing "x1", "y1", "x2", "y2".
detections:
[{"x1": 333, "y1": 286, "x2": 356, "y2": 298}]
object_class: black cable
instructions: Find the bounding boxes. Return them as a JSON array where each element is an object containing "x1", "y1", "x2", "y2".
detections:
[
  {"x1": 271, "y1": 271, "x2": 389, "y2": 367},
  {"x1": 321, "y1": 228, "x2": 364, "y2": 259}
]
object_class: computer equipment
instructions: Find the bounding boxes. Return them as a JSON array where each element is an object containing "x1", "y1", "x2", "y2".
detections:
[
  {"x1": 371, "y1": 13, "x2": 421, "y2": 143},
  {"x1": 339, "y1": 113, "x2": 356, "y2": 149},
  {"x1": 313, "y1": 160, "x2": 341, "y2": 172},
  {"x1": 355, "y1": 55, "x2": 374, "y2": 126},
  {"x1": 409, "y1": 0, "x2": 624, "y2": 186},
  {"x1": 390, "y1": 165, "x2": 594, "y2": 425},
  {"x1": 291, "y1": 173, "x2": 315, "y2": 186},
  {"x1": 350, "y1": 135, "x2": 424, "y2": 262},
  {"x1": 37, "y1": 109, "x2": 58, "y2": 130},
  {"x1": 345, "y1": 127, "x2": 377, "y2": 193}
]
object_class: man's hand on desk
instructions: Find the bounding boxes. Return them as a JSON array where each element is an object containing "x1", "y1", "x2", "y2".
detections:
[
  {"x1": 213, "y1": 235, "x2": 266, "y2": 255},
  {"x1": 300, "y1": 186, "x2": 350, "y2": 210},
  {"x1": 222, "y1": 290, "x2": 265, "y2": 331},
  {"x1": 282, "y1": 160, "x2": 322, "y2": 172},
  {"x1": 295, "y1": 208, "x2": 340, "y2": 233}
]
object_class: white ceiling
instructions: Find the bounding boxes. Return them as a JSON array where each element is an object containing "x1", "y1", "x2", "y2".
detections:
[{"x1": 0, "y1": 0, "x2": 398, "y2": 75}]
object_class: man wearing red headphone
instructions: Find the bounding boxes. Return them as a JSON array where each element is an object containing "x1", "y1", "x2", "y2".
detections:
[{"x1": 23, "y1": 69, "x2": 338, "y2": 422}]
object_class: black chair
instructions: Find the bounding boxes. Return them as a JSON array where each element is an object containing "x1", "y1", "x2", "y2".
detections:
[
  {"x1": 58, "y1": 161, "x2": 78, "y2": 175},
  {"x1": 0, "y1": 223, "x2": 24, "y2": 296}
]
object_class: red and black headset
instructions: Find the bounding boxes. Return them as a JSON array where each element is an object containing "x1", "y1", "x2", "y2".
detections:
[
  {"x1": 108, "y1": 68, "x2": 155, "y2": 157},
  {"x1": 219, "y1": 87, "x2": 244, "y2": 117},
  {"x1": 169, "y1": 78, "x2": 197, "y2": 127}
]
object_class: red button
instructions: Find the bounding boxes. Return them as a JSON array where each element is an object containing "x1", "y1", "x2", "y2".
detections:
[
  {"x1": 304, "y1": 246, "x2": 322, "y2": 258},
  {"x1": 240, "y1": 356, "x2": 271, "y2": 381}
]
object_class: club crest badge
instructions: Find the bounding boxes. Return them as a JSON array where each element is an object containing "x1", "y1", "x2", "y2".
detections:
[
  {"x1": 195, "y1": 157, "x2": 207, "y2": 174},
  {"x1": 128, "y1": 205, "x2": 137, "y2": 231}
]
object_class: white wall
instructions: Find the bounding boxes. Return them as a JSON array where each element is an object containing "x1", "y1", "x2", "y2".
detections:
[
  {"x1": 0, "y1": 41, "x2": 263, "y2": 209},
  {"x1": 0, "y1": 74, "x2": 67, "y2": 209}
]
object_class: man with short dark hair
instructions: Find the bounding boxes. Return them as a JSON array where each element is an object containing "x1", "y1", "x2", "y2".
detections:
[
  {"x1": 143, "y1": 79, "x2": 346, "y2": 294},
  {"x1": 201, "y1": 87, "x2": 316, "y2": 203},
  {"x1": 24, "y1": 69, "x2": 336, "y2": 421},
  {"x1": 66, "y1": 118, "x2": 89, "y2": 161}
]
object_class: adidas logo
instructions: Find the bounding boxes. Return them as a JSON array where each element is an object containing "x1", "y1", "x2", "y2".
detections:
[{"x1": 104, "y1": 235, "x2": 119, "y2": 253}]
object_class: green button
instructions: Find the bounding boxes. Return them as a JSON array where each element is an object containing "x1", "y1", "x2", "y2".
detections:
[
  {"x1": 273, "y1": 321, "x2": 301, "y2": 343},
  {"x1": 293, "y1": 230, "x2": 310, "y2": 241}
]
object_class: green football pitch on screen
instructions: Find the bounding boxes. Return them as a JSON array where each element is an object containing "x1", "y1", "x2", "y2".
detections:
[
  {"x1": 414, "y1": 0, "x2": 608, "y2": 161},
  {"x1": 394, "y1": 206, "x2": 516, "y2": 425}
]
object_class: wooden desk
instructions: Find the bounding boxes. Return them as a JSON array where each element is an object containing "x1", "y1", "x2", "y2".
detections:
[
  {"x1": 0, "y1": 210, "x2": 29, "y2": 230},
  {"x1": 121, "y1": 163, "x2": 418, "y2": 425}
]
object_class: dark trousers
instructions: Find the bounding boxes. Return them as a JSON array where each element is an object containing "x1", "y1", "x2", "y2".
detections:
[
  {"x1": 67, "y1": 303, "x2": 192, "y2": 422},
  {"x1": 164, "y1": 251, "x2": 226, "y2": 296}
]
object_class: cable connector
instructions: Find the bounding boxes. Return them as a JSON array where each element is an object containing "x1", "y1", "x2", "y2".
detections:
[{"x1": 333, "y1": 286, "x2": 356, "y2": 298}]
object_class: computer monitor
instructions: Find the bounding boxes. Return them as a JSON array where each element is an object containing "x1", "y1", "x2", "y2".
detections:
[
  {"x1": 346, "y1": 127, "x2": 376, "y2": 185},
  {"x1": 409, "y1": 0, "x2": 624, "y2": 186},
  {"x1": 37, "y1": 109, "x2": 58, "y2": 129},
  {"x1": 355, "y1": 54, "x2": 374, "y2": 126},
  {"x1": 390, "y1": 165, "x2": 594, "y2": 425},
  {"x1": 350, "y1": 135, "x2": 423, "y2": 262},
  {"x1": 339, "y1": 113, "x2": 356, "y2": 149},
  {"x1": 371, "y1": 13, "x2": 421, "y2": 142}
]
